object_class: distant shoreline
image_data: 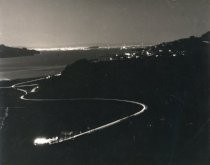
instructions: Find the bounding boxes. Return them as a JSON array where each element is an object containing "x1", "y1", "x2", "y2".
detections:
[{"x1": 0, "y1": 44, "x2": 40, "y2": 58}]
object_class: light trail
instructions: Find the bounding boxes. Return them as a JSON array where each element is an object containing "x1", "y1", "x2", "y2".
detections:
[{"x1": 1, "y1": 73, "x2": 148, "y2": 146}]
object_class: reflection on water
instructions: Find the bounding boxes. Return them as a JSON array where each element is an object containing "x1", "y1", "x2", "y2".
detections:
[
  {"x1": 0, "y1": 65, "x2": 65, "y2": 80},
  {"x1": 0, "y1": 49, "x2": 119, "y2": 80}
]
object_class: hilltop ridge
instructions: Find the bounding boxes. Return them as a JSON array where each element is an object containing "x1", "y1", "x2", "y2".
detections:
[{"x1": 0, "y1": 44, "x2": 40, "y2": 58}]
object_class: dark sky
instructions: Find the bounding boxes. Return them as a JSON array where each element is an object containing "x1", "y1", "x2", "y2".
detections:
[{"x1": 0, "y1": 0, "x2": 210, "y2": 48}]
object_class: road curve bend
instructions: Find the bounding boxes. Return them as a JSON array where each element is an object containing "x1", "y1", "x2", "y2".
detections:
[{"x1": 3, "y1": 75, "x2": 148, "y2": 146}]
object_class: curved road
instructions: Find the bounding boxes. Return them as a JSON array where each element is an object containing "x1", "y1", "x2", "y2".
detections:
[{"x1": 1, "y1": 74, "x2": 148, "y2": 146}]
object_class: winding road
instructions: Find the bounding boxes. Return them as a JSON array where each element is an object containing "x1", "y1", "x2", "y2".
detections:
[{"x1": 1, "y1": 74, "x2": 148, "y2": 146}]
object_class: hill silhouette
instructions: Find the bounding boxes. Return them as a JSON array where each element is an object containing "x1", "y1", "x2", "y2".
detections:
[
  {"x1": 25, "y1": 32, "x2": 209, "y2": 164},
  {"x1": 35, "y1": 32, "x2": 208, "y2": 100},
  {"x1": 0, "y1": 44, "x2": 40, "y2": 58},
  {"x1": 1, "y1": 32, "x2": 209, "y2": 165},
  {"x1": 201, "y1": 31, "x2": 210, "y2": 41}
]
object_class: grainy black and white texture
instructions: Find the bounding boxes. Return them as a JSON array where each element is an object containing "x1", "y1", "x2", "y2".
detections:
[{"x1": 0, "y1": 1, "x2": 209, "y2": 165}]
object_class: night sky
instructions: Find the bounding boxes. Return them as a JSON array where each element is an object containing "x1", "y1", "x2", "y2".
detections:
[{"x1": 0, "y1": 0, "x2": 210, "y2": 48}]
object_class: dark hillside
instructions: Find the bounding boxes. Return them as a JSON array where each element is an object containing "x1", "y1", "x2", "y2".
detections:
[
  {"x1": 26, "y1": 33, "x2": 210, "y2": 164},
  {"x1": 0, "y1": 44, "x2": 39, "y2": 58}
]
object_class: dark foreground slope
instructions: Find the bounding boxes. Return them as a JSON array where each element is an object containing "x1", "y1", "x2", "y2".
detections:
[
  {"x1": 0, "y1": 33, "x2": 209, "y2": 165},
  {"x1": 26, "y1": 33, "x2": 209, "y2": 164},
  {"x1": 37, "y1": 33, "x2": 209, "y2": 110}
]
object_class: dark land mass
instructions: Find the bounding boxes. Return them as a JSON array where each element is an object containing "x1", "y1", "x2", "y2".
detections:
[
  {"x1": 0, "y1": 32, "x2": 209, "y2": 165},
  {"x1": 0, "y1": 44, "x2": 40, "y2": 58}
]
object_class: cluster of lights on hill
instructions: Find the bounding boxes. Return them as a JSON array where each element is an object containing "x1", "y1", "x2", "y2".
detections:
[{"x1": 101, "y1": 44, "x2": 188, "y2": 62}]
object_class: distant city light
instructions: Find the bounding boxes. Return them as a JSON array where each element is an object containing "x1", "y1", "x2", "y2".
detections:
[
  {"x1": 34, "y1": 47, "x2": 89, "y2": 51},
  {"x1": 125, "y1": 53, "x2": 131, "y2": 56},
  {"x1": 55, "y1": 73, "x2": 62, "y2": 77},
  {"x1": 46, "y1": 76, "x2": 51, "y2": 79},
  {"x1": 146, "y1": 51, "x2": 152, "y2": 56}
]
